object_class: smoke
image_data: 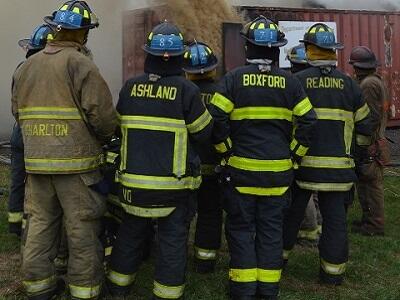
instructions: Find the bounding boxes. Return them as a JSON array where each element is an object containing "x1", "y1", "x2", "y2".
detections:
[
  {"x1": 304, "y1": 0, "x2": 400, "y2": 10},
  {"x1": 163, "y1": 0, "x2": 242, "y2": 56}
]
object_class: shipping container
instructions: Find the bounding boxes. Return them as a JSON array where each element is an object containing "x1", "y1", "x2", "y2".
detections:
[{"x1": 123, "y1": 6, "x2": 400, "y2": 127}]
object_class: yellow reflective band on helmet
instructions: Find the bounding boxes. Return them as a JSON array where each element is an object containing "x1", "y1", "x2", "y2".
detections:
[
  {"x1": 8, "y1": 212, "x2": 23, "y2": 223},
  {"x1": 194, "y1": 246, "x2": 217, "y2": 260},
  {"x1": 356, "y1": 134, "x2": 371, "y2": 146},
  {"x1": 72, "y1": 7, "x2": 81, "y2": 14},
  {"x1": 301, "y1": 156, "x2": 355, "y2": 169},
  {"x1": 69, "y1": 284, "x2": 101, "y2": 299},
  {"x1": 257, "y1": 269, "x2": 282, "y2": 283},
  {"x1": 283, "y1": 250, "x2": 291, "y2": 260},
  {"x1": 18, "y1": 107, "x2": 82, "y2": 120},
  {"x1": 47, "y1": 33, "x2": 54, "y2": 41},
  {"x1": 298, "y1": 228, "x2": 319, "y2": 240},
  {"x1": 250, "y1": 22, "x2": 257, "y2": 30},
  {"x1": 83, "y1": 9, "x2": 90, "y2": 19},
  {"x1": 355, "y1": 103, "x2": 370, "y2": 122},
  {"x1": 229, "y1": 268, "x2": 257, "y2": 283},
  {"x1": 211, "y1": 92, "x2": 234, "y2": 114},
  {"x1": 106, "y1": 152, "x2": 118, "y2": 164},
  {"x1": 228, "y1": 156, "x2": 293, "y2": 172},
  {"x1": 214, "y1": 137, "x2": 232, "y2": 154},
  {"x1": 293, "y1": 97, "x2": 313, "y2": 117},
  {"x1": 107, "y1": 269, "x2": 136, "y2": 287},
  {"x1": 296, "y1": 144, "x2": 309, "y2": 157},
  {"x1": 23, "y1": 276, "x2": 56, "y2": 294},
  {"x1": 60, "y1": 4, "x2": 69, "y2": 10},
  {"x1": 25, "y1": 155, "x2": 102, "y2": 173},
  {"x1": 119, "y1": 173, "x2": 201, "y2": 190},
  {"x1": 320, "y1": 259, "x2": 346, "y2": 275},
  {"x1": 235, "y1": 186, "x2": 289, "y2": 196},
  {"x1": 314, "y1": 108, "x2": 353, "y2": 122},
  {"x1": 121, "y1": 203, "x2": 175, "y2": 218},
  {"x1": 187, "y1": 110, "x2": 212, "y2": 134},
  {"x1": 148, "y1": 32, "x2": 154, "y2": 41},
  {"x1": 201, "y1": 164, "x2": 216, "y2": 176},
  {"x1": 258, "y1": 23, "x2": 265, "y2": 29},
  {"x1": 153, "y1": 281, "x2": 185, "y2": 299},
  {"x1": 296, "y1": 180, "x2": 354, "y2": 192},
  {"x1": 230, "y1": 107, "x2": 292, "y2": 121}
]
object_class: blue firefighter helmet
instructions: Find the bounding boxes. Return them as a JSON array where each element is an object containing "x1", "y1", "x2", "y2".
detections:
[
  {"x1": 300, "y1": 23, "x2": 344, "y2": 50},
  {"x1": 183, "y1": 41, "x2": 218, "y2": 74},
  {"x1": 18, "y1": 24, "x2": 54, "y2": 50}
]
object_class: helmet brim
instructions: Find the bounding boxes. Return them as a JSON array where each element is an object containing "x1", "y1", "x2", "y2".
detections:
[
  {"x1": 183, "y1": 62, "x2": 218, "y2": 74},
  {"x1": 350, "y1": 61, "x2": 380, "y2": 69},
  {"x1": 44, "y1": 15, "x2": 98, "y2": 30},
  {"x1": 301, "y1": 39, "x2": 344, "y2": 50},
  {"x1": 241, "y1": 33, "x2": 288, "y2": 48},
  {"x1": 288, "y1": 58, "x2": 308, "y2": 65},
  {"x1": 142, "y1": 45, "x2": 187, "y2": 57},
  {"x1": 18, "y1": 39, "x2": 30, "y2": 49}
]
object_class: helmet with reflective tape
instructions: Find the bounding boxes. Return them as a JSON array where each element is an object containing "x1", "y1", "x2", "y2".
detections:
[
  {"x1": 183, "y1": 41, "x2": 218, "y2": 74},
  {"x1": 18, "y1": 24, "x2": 54, "y2": 50},
  {"x1": 143, "y1": 21, "x2": 186, "y2": 57},
  {"x1": 300, "y1": 23, "x2": 343, "y2": 50},
  {"x1": 240, "y1": 16, "x2": 287, "y2": 47},
  {"x1": 287, "y1": 44, "x2": 307, "y2": 65},
  {"x1": 44, "y1": 1, "x2": 99, "y2": 30},
  {"x1": 349, "y1": 46, "x2": 379, "y2": 69}
]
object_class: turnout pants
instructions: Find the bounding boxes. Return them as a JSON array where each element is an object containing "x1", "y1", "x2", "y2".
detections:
[
  {"x1": 8, "y1": 124, "x2": 25, "y2": 235},
  {"x1": 283, "y1": 183, "x2": 349, "y2": 282},
  {"x1": 357, "y1": 161, "x2": 385, "y2": 231},
  {"x1": 194, "y1": 179, "x2": 223, "y2": 268},
  {"x1": 224, "y1": 185, "x2": 287, "y2": 297},
  {"x1": 107, "y1": 200, "x2": 195, "y2": 299},
  {"x1": 22, "y1": 172, "x2": 106, "y2": 299}
]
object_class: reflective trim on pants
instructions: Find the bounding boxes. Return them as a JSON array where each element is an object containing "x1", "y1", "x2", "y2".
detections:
[
  {"x1": 296, "y1": 180, "x2": 354, "y2": 192},
  {"x1": 121, "y1": 203, "x2": 175, "y2": 218},
  {"x1": 229, "y1": 268, "x2": 257, "y2": 283},
  {"x1": 228, "y1": 156, "x2": 293, "y2": 172},
  {"x1": 235, "y1": 186, "x2": 289, "y2": 196},
  {"x1": 119, "y1": 173, "x2": 202, "y2": 190},
  {"x1": 320, "y1": 258, "x2": 346, "y2": 275},
  {"x1": 194, "y1": 246, "x2": 217, "y2": 261},
  {"x1": 298, "y1": 228, "x2": 319, "y2": 240},
  {"x1": 107, "y1": 269, "x2": 136, "y2": 287},
  {"x1": 23, "y1": 275, "x2": 56, "y2": 295},
  {"x1": 257, "y1": 268, "x2": 282, "y2": 283},
  {"x1": 8, "y1": 211, "x2": 23, "y2": 223},
  {"x1": 69, "y1": 284, "x2": 101, "y2": 299},
  {"x1": 153, "y1": 281, "x2": 185, "y2": 299}
]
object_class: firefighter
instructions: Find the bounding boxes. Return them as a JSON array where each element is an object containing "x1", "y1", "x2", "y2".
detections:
[
  {"x1": 209, "y1": 16, "x2": 317, "y2": 300},
  {"x1": 282, "y1": 23, "x2": 372, "y2": 285},
  {"x1": 8, "y1": 24, "x2": 55, "y2": 237},
  {"x1": 12, "y1": 1, "x2": 118, "y2": 299},
  {"x1": 106, "y1": 22, "x2": 213, "y2": 299},
  {"x1": 349, "y1": 46, "x2": 389, "y2": 236},
  {"x1": 287, "y1": 44, "x2": 321, "y2": 247},
  {"x1": 183, "y1": 41, "x2": 223, "y2": 274}
]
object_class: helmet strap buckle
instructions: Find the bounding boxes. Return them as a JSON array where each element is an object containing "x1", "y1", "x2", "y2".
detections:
[
  {"x1": 56, "y1": 25, "x2": 62, "y2": 32},
  {"x1": 163, "y1": 52, "x2": 170, "y2": 61}
]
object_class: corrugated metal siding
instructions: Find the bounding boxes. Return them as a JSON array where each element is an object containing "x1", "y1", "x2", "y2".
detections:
[{"x1": 235, "y1": 7, "x2": 400, "y2": 126}]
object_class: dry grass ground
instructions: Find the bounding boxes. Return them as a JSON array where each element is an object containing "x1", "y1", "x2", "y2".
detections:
[{"x1": 0, "y1": 163, "x2": 399, "y2": 299}]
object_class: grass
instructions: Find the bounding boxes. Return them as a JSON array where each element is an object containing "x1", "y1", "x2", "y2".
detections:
[{"x1": 0, "y1": 164, "x2": 399, "y2": 299}]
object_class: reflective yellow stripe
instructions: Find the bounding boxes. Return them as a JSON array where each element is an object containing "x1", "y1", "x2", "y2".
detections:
[
  {"x1": 23, "y1": 276, "x2": 56, "y2": 294},
  {"x1": 153, "y1": 281, "x2": 185, "y2": 299},
  {"x1": 293, "y1": 97, "x2": 313, "y2": 116},
  {"x1": 107, "y1": 270, "x2": 136, "y2": 287},
  {"x1": 119, "y1": 173, "x2": 201, "y2": 190},
  {"x1": 257, "y1": 269, "x2": 282, "y2": 283},
  {"x1": 314, "y1": 108, "x2": 353, "y2": 122},
  {"x1": 301, "y1": 156, "x2": 355, "y2": 169},
  {"x1": 298, "y1": 228, "x2": 319, "y2": 240},
  {"x1": 235, "y1": 186, "x2": 289, "y2": 196},
  {"x1": 211, "y1": 92, "x2": 234, "y2": 114},
  {"x1": 24, "y1": 156, "x2": 102, "y2": 173},
  {"x1": 187, "y1": 110, "x2": 212, "y2": 134},
  {"x1": 354, "y1": 103, "x2": 370, "y2": 122},
  {"x1": 8, "y1": 212, "x2": 23, "y2": 223},
  {"x1": 83, "y1": 9, "x2": 90, "y2": 18},
  {"x1": 194, "y1": 246, "x2": 217, "y2": 260},
  {"x1": 18, "y1": 107, "x2": 82, "y2": 120},
  {"x1": 105, "y1": 246, "x2": 113, "y2": 257},
  {"x1": 296, "y1": 180, "x2": 354, "y2": 192},
  {"x1": 290, "y1": 139, "x2": 298, "y2": 151},
  {"x1": 69, "y1": 284, "x2": 101, "y2": 299},
  {"x1": 229, "y1": 268, "x2": 257, "y2": 283},
  {"x1": 121, "y1": 203, "x2": 175, "y2": 218},
  {"x1": 320, "y1": 259, "x2": 346, "y2": 275},
  {"x1": 119, "y1": 115, "x2": 188, "y2": 178},
  {"x1": 356, "y1": 134, "x2": 372, "y2": 146},
  {"x1": 296, "y1": 144, "x2": 309, "y2": 157},
  {"x1": 230, "y1": 107, "x2": 292, "y2": 121},
  {"x1": 22, "y1": 218, "x2": 27, "y2": 230},
  {"x1": 201, "y1": 164, "x2": 216, "y2": 176},
  {"x1": 106, "y1": 152, "x2": 118, "y2": 164},
  {"x1": 228, "y1": 156, "x2": 293, "y2": 172},
  {"x1": 283, "y1": 250, "x2": 291, "y2": 260},
  {"x1": 214, "y1": 137, "x2": 232, "y2": 154}
]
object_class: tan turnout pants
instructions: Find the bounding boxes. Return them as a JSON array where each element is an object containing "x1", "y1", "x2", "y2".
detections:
[{"x1": 22, "y1": 171, "x2": 106, "y2": 299}]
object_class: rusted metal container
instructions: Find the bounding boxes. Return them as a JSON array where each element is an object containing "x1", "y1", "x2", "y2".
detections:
[{"x1": 224, "y1": 7, "x2": 400, "y2": 127}]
